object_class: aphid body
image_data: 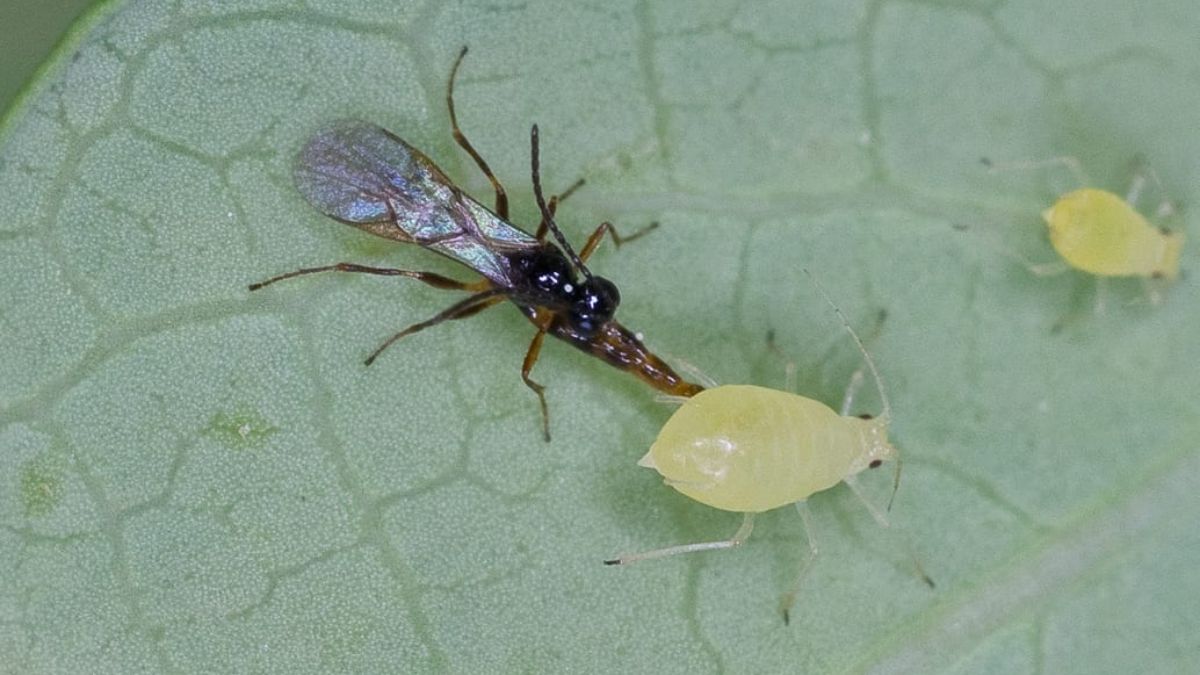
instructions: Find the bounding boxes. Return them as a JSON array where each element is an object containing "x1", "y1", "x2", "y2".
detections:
[
  {"x1": 1042, "y1": 187, "x2": 1183, "y2": 280},
  {"x1": 607, "y1": 277, "x2": 929, "y2": 621},
  {"x1": 641, "y1": 384, "x2": 895, "y2": 513}
]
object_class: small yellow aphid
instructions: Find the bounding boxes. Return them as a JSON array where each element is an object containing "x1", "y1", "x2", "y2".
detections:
[
  {"x1": 1042, "y1": 188, "x2": 1183, "y2": 280},
  {"x1": 983, "y1": 156, "x2": 1185, "y2": 302},
  {"x1": 606, "y1": 273, "x2": 931, "y2": 621}
]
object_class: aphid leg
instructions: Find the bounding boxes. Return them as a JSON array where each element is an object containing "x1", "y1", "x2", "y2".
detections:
[
  {"x1": 578, "y1": 221, "x2": 661, "y2": 262},
  {"x1": 950, "y1": 223, "x2": 1066, "y2": 277},
  {"x1": 843, "y1": 474, "x2": 890, "y2": 529},
  {"x1": 653, "y1": 394, "x2": 692, "y2": 406},
  {"x1": 1124, "y1": 167, "x2": 1147, "y2": 209},
  {"x1": 535, "y1": 178, "x2": 586, "y2": 241},
  {"x1": 1124, "y1": 157, "x2": 1176, "y2": 216},
  {"x1": 764, "y1": 329, "x2": 798, "y2": 392},
  {"x1": 520, "y1": 329, "x2": 553, "y2": 442},
  {"x1": 603, "y1": 513, "x2": 755, "y2": 565},
  {"x1": 1140, "y1": 277, "x2": 1164, "y2": 306},
  {"x1": 980, "y1": 155, "x2": 1089, "y2": 187},
  {"x1": 780, "y1": 502, "x2": 820, "y2": 625},
  {"x1": 447, "y1": 46, "x2": 509, "y2": 218},
  {"x1": 248, "y1": 263, "x2": 489, "y2": 292},
  {"x1": 844, "y1": 476, "x2": 935, "y2": 589},
  {"x1": 364, "y1": 289, "x2": 507, "y2": 365},
  {"x1": 839, "y1": 369, "x2": 866, "y2": 417},
  {"x1": 1027, "y1": 260, "x2": 1071, "y2": 277}
]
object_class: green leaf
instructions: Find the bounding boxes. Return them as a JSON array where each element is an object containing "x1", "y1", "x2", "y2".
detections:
[{"x1": 2, "y1": 1, "x2": 1198, "y2": 672}]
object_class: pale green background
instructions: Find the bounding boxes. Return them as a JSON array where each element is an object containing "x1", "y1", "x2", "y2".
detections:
[{"x1": 1, "y1": 1, "x2": 1198, "y2": 673}]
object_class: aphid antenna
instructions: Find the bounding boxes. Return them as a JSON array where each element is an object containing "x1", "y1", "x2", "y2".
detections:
[
  {"x1": 530, "y1": 124, "x2": 593, "y2": 280},
  {"x1": 801, "y1": 270, "x2": 890, "y2": 420},
  {"x1": 1125, "y1": 159, "x2": 1177, "y2": 221},
  {"x1": 801, "y1": 268, "x2": 901, "y2": 509},
  {"x1": 980, "y1": 155, "x2": 1090, "y2": 188}
]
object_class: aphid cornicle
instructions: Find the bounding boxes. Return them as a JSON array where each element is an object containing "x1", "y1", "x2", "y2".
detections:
[
  {"x1": 606, "y1": 274, "x2": 932, "y2": 622},
  {"x1": 982, "y1": 156, "x2": 1185, "y2": 297},
  {"x1": 249, "y1": 48, "x2": 703, "y2": 441}
]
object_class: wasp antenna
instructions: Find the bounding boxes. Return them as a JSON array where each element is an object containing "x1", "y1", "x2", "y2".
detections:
[
  {"x1": 530, "y1": 124, "x2": 592, "y2": 279},
  {"x1": 801, "y1": 269, "x2": 891, "y2": 421}
]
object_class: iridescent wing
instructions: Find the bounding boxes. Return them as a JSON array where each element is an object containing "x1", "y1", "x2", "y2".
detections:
[{"x1": 293, "y1": 119, "x2": 540, "y2": 286}]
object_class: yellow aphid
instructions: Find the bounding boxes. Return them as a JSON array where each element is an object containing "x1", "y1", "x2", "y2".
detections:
[
  {"x1": 1042, "y1": 188, "x2": 1183, "y2": 280},
  {"x1": 606, "y1": 273, "x2": 931, "y2": 621},
  {"x1": 639, "y1": 384, "x2": 895, "y2": 513},
  {"x1": 982, "y1": 156, "x2": 1185, "y2": 307}
]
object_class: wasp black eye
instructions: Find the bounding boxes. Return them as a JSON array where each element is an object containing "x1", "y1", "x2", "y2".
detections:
[{"x1": 569, "y1": 277, "x2": 620, "y2": 335}]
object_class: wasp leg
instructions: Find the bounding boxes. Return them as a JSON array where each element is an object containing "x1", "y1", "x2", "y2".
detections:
[
  {"x1": 578, "y1": 221, "x2": 660, "y2": 262},
  {"x1": 248, "y1": 262, "x2": 490, "y2": 292},
  {"x1": 448, "y1": 46, "x2": 509, "y2": 219},
  {"x1": 364, "y1": 289, "x2": 507, "y2": 365},
  {"x1": 520, "y1": 328, "x2": 552, "y2": 442}
]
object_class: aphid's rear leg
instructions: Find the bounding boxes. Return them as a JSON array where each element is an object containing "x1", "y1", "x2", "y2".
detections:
[
  {"x1": 248, "y1": 263, "x2": 489, "y2": 292},
  {"x1": 447, "y1": 46, "x2": 509, "y2": 219},
  {"x1": 603, "y1": 512, "x2": 755, "y2": 565},
  {"x1": 520, "y1": 328, "x2": 552, "y2": 443},
  {"x1": 364, "y1": 288, "x2": 507, "y2": 365},
  {"x1": 578, "y1": 221, "x2": 661, "y2": 262},
  {"x1": 780, "y1": 502, "x2": 820, "y2": 625}
]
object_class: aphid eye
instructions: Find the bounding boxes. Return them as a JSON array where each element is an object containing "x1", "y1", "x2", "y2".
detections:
[
  {"x1": 869, "y1": 459, "x2": 883, "y2": 469},
  {"x1": 858, "y1": 413, "x2": 873, "y2": 420},
  {"x1": 1152, "y1": 271, "x2": 1164, "y2": 280}
]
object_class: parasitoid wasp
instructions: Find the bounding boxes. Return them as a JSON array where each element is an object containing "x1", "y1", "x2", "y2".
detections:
[{"x1": 250, "y1": 48, "x2": 703, "y2": 440}]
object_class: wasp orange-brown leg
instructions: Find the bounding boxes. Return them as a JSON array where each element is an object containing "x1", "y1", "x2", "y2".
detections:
[{"x1": 448, "y1": 47, "x2": 509, "y2": 219}]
